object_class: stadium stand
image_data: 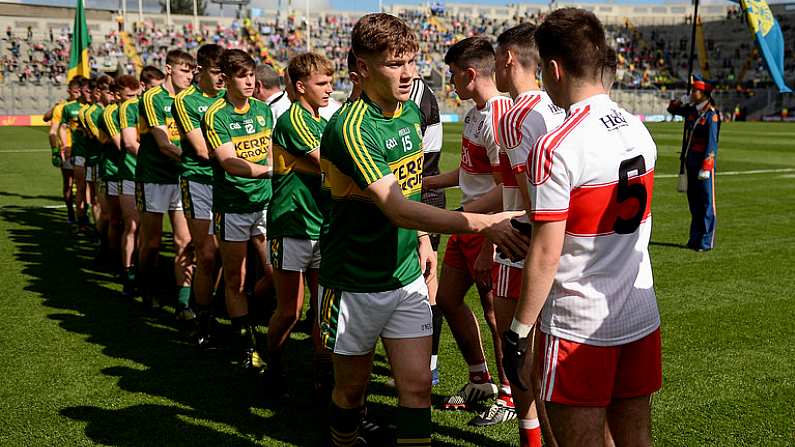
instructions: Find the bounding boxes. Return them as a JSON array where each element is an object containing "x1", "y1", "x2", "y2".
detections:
[{"x1": 1, "y1": 1, "x2": 793, "y2": 119}]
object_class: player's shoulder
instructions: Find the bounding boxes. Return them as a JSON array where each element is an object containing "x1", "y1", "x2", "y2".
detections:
[
  {"x1": 175, "y1": 85, "x2": 196, "y2": 99},
  {"x1": 402, "y1": 98, "x2": 421, "y2": 117},
  {"x1": 489, "y1": 95, "x2": 513, "y2": 117},
  {"x1": 204, "y1": 96, "x2": 229, "y2": 123}
]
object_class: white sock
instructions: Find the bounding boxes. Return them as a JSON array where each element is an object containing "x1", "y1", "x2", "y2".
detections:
[
  {"x1": 430, "y1": 355, "x2": 438, "y2": 371},
  {"x1": 520, "y1": 418, "x2": 540, "y2": 430},
  {"x1": 468, "y1": 362, "x2": 488, "y2": 373},
  {"x1": 500, "y1": 384, "x2": 512, "y2": 396}
]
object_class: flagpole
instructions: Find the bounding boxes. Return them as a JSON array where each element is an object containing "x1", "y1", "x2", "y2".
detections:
[
  {"x1": 166, "y1": 0, "x2": 172, "y2": 29},
  {"x1": 678, "y1": 0, "x2": 700, "y2": 176},
  {"x1": 192, "y1": 0, "x2": 198, "y2": 36},
  {"x1": 138, "y1": 0, "x2": 143, "y2": 27}
]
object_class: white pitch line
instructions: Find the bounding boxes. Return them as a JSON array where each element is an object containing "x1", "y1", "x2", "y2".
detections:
[{"x1": 655, "y1": 168, "x2": 795, "y2": 179}]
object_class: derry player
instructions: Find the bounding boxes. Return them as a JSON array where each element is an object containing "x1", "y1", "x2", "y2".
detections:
[
  {"x1": 490, "y1": 23, "x2": 565, "y2": 443},
  {"x1": 423, "y1": 37, "x2": 514, "y2": 424},
  {"x1": 504, "y1": 9, "x2": 661, "y2": 447}
]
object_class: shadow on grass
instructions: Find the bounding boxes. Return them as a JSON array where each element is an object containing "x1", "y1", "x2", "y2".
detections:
[{"x1": 0, "y1": 205, "x2": 324, "y2": 446}]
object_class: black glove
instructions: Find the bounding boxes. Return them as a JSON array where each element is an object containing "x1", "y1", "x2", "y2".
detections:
[{"x1": 502, "y1": 329, "x2": 532, "y2": 391}]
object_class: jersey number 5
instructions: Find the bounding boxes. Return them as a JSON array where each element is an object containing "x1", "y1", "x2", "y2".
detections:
[{"x1": 614, "y1": 155, "x2": 647, "y2": 234}]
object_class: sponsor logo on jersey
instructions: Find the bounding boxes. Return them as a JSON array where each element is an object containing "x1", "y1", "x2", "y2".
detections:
[
  {"x1": 198, "y1": 105, "x2": 208, "y2": 113},
  {"x1": 166, "y1": 118, "x2": 181, "y2": 141},
  {"x1": 164, "y1": 105, "x2": 171, "y2": 113},
  {"x1": 599, "y1": 110, "x2": 628, "y2": 131},
  {"x1": 232, "y1": 130, "x2": 271, "y2": 163},
  {"x1": 389, "y1": 152, "x2": 423, "y2": 197},
  {"x1": 230, "y1": 122, "x2": 242, "y2": 130},
  {"x1": 386, "y1": 137, "x2": 399, "y2": 150}
]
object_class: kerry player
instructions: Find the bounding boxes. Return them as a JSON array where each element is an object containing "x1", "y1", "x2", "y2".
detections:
[
  {"x1": 173, "y1": 43, "x2": 226, "y2": 345},
  {"x1": 265, "y1": 52, "x2": 333, "y2": 396},
  {"x1": 137, "y1": 50, "x2": 195, "y2": 315},
  {"x1": 119, "y1": 67, "x2": 165, "y2": 296},
  {"x1": 203, "y1": 49, "x2": 274, "y2": 371},
  {"x1": 320, "y1": 13, "x2": 527, "y2": 446}
]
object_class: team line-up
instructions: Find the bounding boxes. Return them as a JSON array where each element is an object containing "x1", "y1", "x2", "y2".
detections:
[{"x1": 45, "y1": 9, "x2": 678, "y2": 447}]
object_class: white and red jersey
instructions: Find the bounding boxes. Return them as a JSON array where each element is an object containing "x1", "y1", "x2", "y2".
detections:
[
  {"x1": 495, "y1": 91, "x2": 565, "y2": 268},
  {"x1": 458, "y1": 95, "x2": 512, "y2": 204},
  {"x1": 528, "y1": 94, "x2": 659, "y2": 347}
]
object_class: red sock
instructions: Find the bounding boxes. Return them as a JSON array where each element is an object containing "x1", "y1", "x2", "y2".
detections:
[{"x1": 519, "y1": 419, "x2": 542, "y2": 447}]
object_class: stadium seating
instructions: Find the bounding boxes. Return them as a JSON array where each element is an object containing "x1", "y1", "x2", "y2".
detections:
[{"x1": 1, "y1": 1, "x2": 792, "y2": 119}]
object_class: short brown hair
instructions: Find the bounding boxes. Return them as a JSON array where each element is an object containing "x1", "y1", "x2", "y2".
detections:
[
  {"x1": 535, "y1": 8, "x2": 610, "y2": 81},
  {"x1": 351, "y1": 13, "x2": 418, "y2": 59},
  {"x1": 220, "y1": 49, "x2": 255, "y2": 77},
  {"x1": 497, "y1": 23, "x2": 540, "y2": 69},
  {"x1": 444, "y1": 36, "x2": 495, "y2": 76},
  {"x1": 140, "y1": 65, "x2": 165, "y2": 85},
  {"x1": 287, "y1": 53, "x2": 334, "y2": 88},
  {"x1": 95, "y1": 74, "x2": 113, "y2": 91},
  {"x1": 67, "y1": 76, "x2": 84, "y2": 89},
  {"x1": 197, "y1": 44, "x2": 224, "y2": 70},
  {"x1": 116, "y1": 74, "x2": 139, "y2": 91},
  {"x1": 166, "y1": 49, "x2": 195, "y2": 68}
]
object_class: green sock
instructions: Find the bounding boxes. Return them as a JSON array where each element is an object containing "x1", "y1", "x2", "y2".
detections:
[
  {"x1": 177, "y1": 286, "x2": 191, "y2": 309},
  {"x1": 396, "y1": 406, "x2": 431, "y2": 446}
]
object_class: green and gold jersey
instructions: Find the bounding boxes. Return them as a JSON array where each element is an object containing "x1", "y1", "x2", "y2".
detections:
[
  {"x1": 62, "y1": 101, "x2": 88, "y2": 157},
  {"x1": 117, "y1": 97, "x2": 140, "y2": 181},
  {"x1": 84, "y1": 103, "x2": 105, "y2": 167},
  {"x1": 319, "y1": 95, "x2": 424, "y2": 292},
  {"x1": 269, "y1": 102, "x2": 327, "y2": 240},
  {"x1": 174, "y1": 84, "x2": 223, "y2": 184},
  {"x1": 318, "y1": 101, "x2": 352, "y2": 240},
  {"x1": 136, "y1": 85, "x2": 181, "y2": 184},
  {"x1": 203, "y1": 94, "x2": 274, "y2": 214},
  {"x1": 99, "y1": 103, "x2": 123, "y2": 180}
]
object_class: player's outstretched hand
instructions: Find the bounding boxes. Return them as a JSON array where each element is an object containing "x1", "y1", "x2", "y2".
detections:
[
  {"x1": 502, "y1": 329, "x2": 532, "y2": 391},
  {"x1": 483, "y1": 211, "x2": 529, "y2": 261}
]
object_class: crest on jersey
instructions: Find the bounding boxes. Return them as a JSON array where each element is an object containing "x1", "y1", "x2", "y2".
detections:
[{"x1": 257, "y1": 115, "x2": 266, "y2": 126}]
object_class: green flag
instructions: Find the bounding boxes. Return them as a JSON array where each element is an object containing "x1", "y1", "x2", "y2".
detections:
[{"x1": 67, "y1": 0, "x2": 91, "y2": 80}]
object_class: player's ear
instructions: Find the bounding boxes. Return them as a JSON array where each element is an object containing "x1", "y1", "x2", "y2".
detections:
[
  {"x1": 295, "y1": 79, "x2": 306, "y2": 95},
  {"x1": 550, "y1": 59, "x2": 562, "y2": 82},
  {"x1": 356, "y1": 57, "x2": 368, "y2": 79},
  {"x1": 505, "y1": 49, "x2": 514, "y2": 67},
  {"x1": 465, "y1": 67, "x2": 477, "y2": 84}
]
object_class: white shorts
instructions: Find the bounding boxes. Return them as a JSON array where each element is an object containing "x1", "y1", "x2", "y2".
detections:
[
  {"x1": 180, "y1": 179, "x2": 213, "y2": 221},
  {"x1": 106, "y1": 180, "x2": 120, "y2": 197},
  {"x1": 62, "y1": 157, "x2": 74, "y2": 170},
  {"x1": 269, "y1": 237, "x2": 321, "y2": 272},
  {"x1": 121, "y1": 180, "x2": 136, "y2": 196},
  {"x1": 86, "y1": 165, "x2": 97, "y2": 183},
  {"x1": 73, "y1": 156, "x2": 86, "y2": 168},
  {"x1": 213, "y1": 209, "x2": 267, "y2": 243},
  {"x1": 136, "y1": 182, "x2": 183, "y2": 213},
  {"x1": 318, "y1": 275, "x2": 432, "y2": 356}
]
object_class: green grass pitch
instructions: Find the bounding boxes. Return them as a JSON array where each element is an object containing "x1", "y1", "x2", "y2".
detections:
[{"x1": 0, "y1": 122, "x2": 793, "y2": 446}]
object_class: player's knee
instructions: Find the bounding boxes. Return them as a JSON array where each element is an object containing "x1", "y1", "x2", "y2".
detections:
[{"x1": 395, "y1": 369, "x2": 432, "y2": 403}]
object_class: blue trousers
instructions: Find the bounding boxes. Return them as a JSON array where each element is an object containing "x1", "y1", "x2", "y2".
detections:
[{"x1": 686, "y1": 153, "x2": 716, "y2": 250}]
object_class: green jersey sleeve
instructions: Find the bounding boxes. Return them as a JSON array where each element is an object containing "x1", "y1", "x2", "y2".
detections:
[
  {"x1": 174, "y1": 90, "x2": 202, "y2": 134},
  {"x1": 203, "y1": 99, "x2": 231, "y2": 150},
  {"x1": 103, "y1": 105, "x2": 120, "y2": 137},
  {"x1": 273, "y1": 105, "x2": 321, "y2": 157},
  {"x1": 339, "y1": 106, "x2": 392, "y2": 190},
  {"x1": 120, "y1": 99, "x2": 138, "y2": 129},
  {"x1": 86, "y1": 106, "x2": 103, "y2": 139},
  {"x1": 142, "y1": 88, "x2": 165, "y2": 127}
]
